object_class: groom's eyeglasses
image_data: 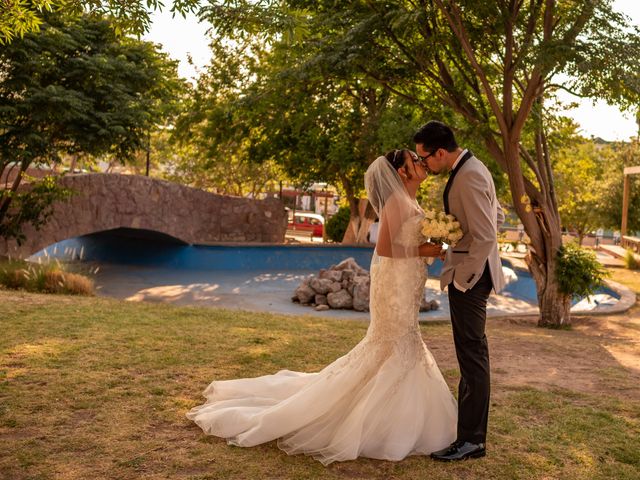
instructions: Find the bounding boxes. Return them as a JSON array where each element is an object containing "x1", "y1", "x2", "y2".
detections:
[{"x1": 417, "y1": 150, "x2": 438, "y2": 163}]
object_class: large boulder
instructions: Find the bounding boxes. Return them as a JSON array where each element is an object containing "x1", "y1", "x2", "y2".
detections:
[
  {"x1": 295, "y1": 283, "x2": 316, "y2": 304},
  {"x1": 419, "y1": 297, "x2": 440, "y2": 312},
  {"x1": 309, "y1": 277, "x2": 334, "y2": 295},
  {"x1": 315, "y1": 294, "x2": 328, "y2": 306},
  {"x1": 333, "y1": 257, "x2": 368, "y2": 275},
  {"x1": 352, "y1": 276, "x2": 371, "y2": 312},
  {"x1": 327, "y1": 289, "x2": 353, "y2": 309},
  {"x1": 319, "y1": 269, "x2": 343, "y2": 282}
]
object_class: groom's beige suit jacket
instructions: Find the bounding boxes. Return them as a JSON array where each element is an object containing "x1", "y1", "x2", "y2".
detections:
[{"x1": 440, "y1": 154, "x2": 506, "y2": 293}]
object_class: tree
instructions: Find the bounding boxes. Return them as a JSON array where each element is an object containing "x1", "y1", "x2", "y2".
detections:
[
  {"x1": 163, "y1": 138, "x2": 286, "y2": 197},
  {"x1": 0, "y1": 12, "x2": 185, "y2": 244},
  {"x1": 173, "y1": 34, "x2": 441, "y2": 241},
  {"x1": 597, "y1": 139, "x2": 640, "y2": 233},
  {"x1": 554, "y1": 138, "x2": 610, "y2": 244},
  {"x1": 336, "y1": 1, "x2": 640, "y2": 327},
  {"x1": 170, "y1": 40, "x2": 287, "y2": 197},
  {"x1": 0, "y1": 0, "x2": 202, "y2": 43},
  {"x1": 202, "y1": 0, "x2": 640, "y2": 326}
]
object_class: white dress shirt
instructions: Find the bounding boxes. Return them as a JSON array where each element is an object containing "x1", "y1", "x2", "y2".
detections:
[{"x1": 450, "y1": 149, "x2": 468, "y2": 172}]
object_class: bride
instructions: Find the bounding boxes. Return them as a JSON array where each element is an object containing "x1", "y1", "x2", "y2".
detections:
[{"x1": 186, "y1": 149, "x2": 457, "y2": 465}]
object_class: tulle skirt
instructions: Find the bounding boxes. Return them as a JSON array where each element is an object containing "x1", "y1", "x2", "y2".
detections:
[{"x1": 186, "y1": 331, "x2": 457, "y2": 465}]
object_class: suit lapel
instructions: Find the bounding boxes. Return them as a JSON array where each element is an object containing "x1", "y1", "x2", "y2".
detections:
[{"x1": 443, "y1": 150, "x2": 473, "y2": 214}]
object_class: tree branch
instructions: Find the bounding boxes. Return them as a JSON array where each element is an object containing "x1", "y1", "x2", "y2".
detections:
[{"x1": 433, "y1": 0, "x2": 509, "y2": 135}]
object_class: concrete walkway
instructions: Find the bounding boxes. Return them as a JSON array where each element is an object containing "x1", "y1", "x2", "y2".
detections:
[
  {"x1": 599, "y1": 244, "x2": 640, "y2": 265},
  {"x1": 90, "y1": 263, "x2": 634, "y2": 322}
]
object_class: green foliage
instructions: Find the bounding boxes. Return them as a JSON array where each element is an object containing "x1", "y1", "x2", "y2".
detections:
[
  {"x1": 198, "y1": 0, "x2": 640, "y2": 215},
  {"x1": 556, "y1": 242, "x2": 609, "y2": 299},
  {"x1": 0, "y1": 0, "x2": 55, "y2": 44},
  {"x1": 325, "y1": 206, "x2": 350, "y2": 243},
  {"x1": 171, "y1": 20, "x2": 455, "y2": 210},
  {"x1": 0, "y1": 12, "x2": 184, "y2": 241},
  {"x1": 594, "y1": 140, "x2": 640, "y2": 232},
  {"x1": 0, "y1": 0, "x2": 203, "y2": 42},
  {"x1": 0, "y1": 175, "x2": 74, "y2": 245},
  {"x1": 624, "y1": 250, "x2": 640, "y2": 270},
  {"x1": 553, "y1": 137, "x2": 611, "y2": 240},
  {"x1": 0, "y1": 12, "x2": 184, "y2": 166}
]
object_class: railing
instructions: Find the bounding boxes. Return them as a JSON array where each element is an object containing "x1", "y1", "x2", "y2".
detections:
[{"x1": 621, "y1": 235, "x2": 640, "y2": 253}]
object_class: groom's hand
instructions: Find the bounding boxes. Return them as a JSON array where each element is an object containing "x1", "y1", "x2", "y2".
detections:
[{"x1": 419, "y1": 242, "x2": 443, "y2": 257}]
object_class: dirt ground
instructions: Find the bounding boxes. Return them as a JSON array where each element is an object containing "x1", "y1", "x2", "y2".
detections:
[{"x1": 424, "y1": 309, "x2": 640, "y2": 401}]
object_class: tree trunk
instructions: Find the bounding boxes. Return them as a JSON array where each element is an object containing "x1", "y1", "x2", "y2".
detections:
[
  {"x1": 526, "y1": 215, "x2": 572, "y2": 327},
  {"x1": 0, "y1": 161, "x2": 28, "y2": 225},
  {"x1": 339, "y1": 175, "x2": 375, "y2": 244},
  {"x1": 501, "y1": 127, "x2": 570, "y2": 327},
  {"x1": 342, "y1": 198, "x2": 375, "y2": 244},
  {"x1": 536, "y1": 274, "x2": 572, "y2": 327},
  {"x1": 69, "y1": 154, "x2": 78, "y2": 173}
]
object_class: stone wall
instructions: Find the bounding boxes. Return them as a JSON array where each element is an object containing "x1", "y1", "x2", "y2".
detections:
[{"x1": 0, "y1": 173, "x2": 287, "y2": 258}]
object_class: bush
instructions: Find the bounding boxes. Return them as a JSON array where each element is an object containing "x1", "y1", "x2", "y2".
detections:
[
  {"x1": 556, "y1": 242, "x2": 609, "y2": 299},
  {"x1": 325, "y1": 206, "x2": 351, "y2": 243},
  {"x1": 0, "y1": 259, "x2": 94, "y2": 295},
  {"x1": 623, "y1": 249, "x2": 640, "y2": 270}
]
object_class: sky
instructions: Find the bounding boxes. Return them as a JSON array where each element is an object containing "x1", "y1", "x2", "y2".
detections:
[{"x1": 143, "y1": 1, "x2": 640, "y2": 142}]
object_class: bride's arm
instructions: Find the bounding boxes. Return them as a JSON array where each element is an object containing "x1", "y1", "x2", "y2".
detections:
[
  {"x1": 375, "y1": 214, "x2": 393, "y2": 257},
  {"x1": 418, "y1": 242, "x2": 443, "y2": 257}
]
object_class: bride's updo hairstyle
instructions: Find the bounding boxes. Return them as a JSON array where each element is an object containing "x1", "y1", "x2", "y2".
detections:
[
  {"x1": 385, "y1": 149, "x2": 411, "y2": 170},
  {"x1": 384, "y1": 149, "x2": 413, "y2": 180}
]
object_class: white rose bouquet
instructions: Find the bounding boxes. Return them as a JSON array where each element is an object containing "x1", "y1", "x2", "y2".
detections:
[{"x1": 419, "y1": 210, "x2": 463, "y2": 247}]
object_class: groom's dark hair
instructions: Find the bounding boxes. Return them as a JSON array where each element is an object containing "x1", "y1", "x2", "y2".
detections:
[{"x1": 413, "y1": 121, "x2": 458, "y2": 152}]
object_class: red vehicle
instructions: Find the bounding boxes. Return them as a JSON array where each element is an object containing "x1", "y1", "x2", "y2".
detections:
[{"x1": 287, "y1": 212, "x2": 325, "y2": 237}]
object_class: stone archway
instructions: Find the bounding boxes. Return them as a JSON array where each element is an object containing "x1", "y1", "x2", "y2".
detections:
[{"x1": 0, "y1": 174, "x2": 287, "y2": 258}]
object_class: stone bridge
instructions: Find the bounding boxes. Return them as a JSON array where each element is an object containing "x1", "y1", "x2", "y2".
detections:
[{"x1": 0, "y1": 174, "x2": 287, "y2": 258}]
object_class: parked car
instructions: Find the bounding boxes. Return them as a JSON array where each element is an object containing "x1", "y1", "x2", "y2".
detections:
[{"x1": 287, "y1": 212, "x2": 325, "y2": 237}]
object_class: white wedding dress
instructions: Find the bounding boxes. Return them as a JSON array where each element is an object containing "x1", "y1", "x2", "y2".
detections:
[{"x1": 186, "y1": 252, "x2": 457, "y2": 465}]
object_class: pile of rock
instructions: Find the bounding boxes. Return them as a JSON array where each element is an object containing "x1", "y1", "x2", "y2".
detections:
[{"x1": 292, "y1": 257, "x2": 439, "y2": 313}]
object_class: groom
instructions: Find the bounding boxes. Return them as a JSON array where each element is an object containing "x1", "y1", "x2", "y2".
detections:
[{"x1": 414, "y1": 121, "x2": 505, "y2": 461}]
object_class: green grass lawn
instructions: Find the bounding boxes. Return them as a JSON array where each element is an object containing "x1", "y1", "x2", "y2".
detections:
[{"x1": 1, "y1": 277, "x2": 639, "y2": 480}]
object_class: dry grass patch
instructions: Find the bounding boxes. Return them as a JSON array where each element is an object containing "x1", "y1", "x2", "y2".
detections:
[{"x1": 0, "y1": 259, "x2": 94, "y2": 295}]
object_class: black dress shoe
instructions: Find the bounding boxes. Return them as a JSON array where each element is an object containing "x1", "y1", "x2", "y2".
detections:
[{"x1": 430, "y1": 441, "x2": 486, "y2": 461}]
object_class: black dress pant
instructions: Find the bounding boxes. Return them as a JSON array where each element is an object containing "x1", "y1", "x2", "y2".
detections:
[{"x1": 448, "y1": 263, "x2": 493, "y2": 444}]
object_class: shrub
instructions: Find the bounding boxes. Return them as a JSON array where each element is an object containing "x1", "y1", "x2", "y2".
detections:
[
  {"x1": 325, "y1": 206, "x2": 351, "y2": 243},
  {"x1": 624, "y1": 249, "x2": 640, "y2": 270},
  {"x1": 0, "y1": 259, "x2": 94, "y2": 295},
  {"x1": 556, "y1": 242, "x2": 609, "y2": 299}
]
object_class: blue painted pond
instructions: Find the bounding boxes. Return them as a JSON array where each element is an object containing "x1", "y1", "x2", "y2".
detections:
[{"x1": 32, "y1": 228, "x2": 619, "y2": 307}]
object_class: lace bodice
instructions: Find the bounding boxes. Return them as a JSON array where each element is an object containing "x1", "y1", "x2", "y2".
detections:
[{"x1": 367, "y1": 254, "x2": 427, "y2": 342}]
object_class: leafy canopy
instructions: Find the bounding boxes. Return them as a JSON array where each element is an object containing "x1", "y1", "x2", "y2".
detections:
[{"x1": 0, "y1": 0, "x2": 203, "y2": 43}]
